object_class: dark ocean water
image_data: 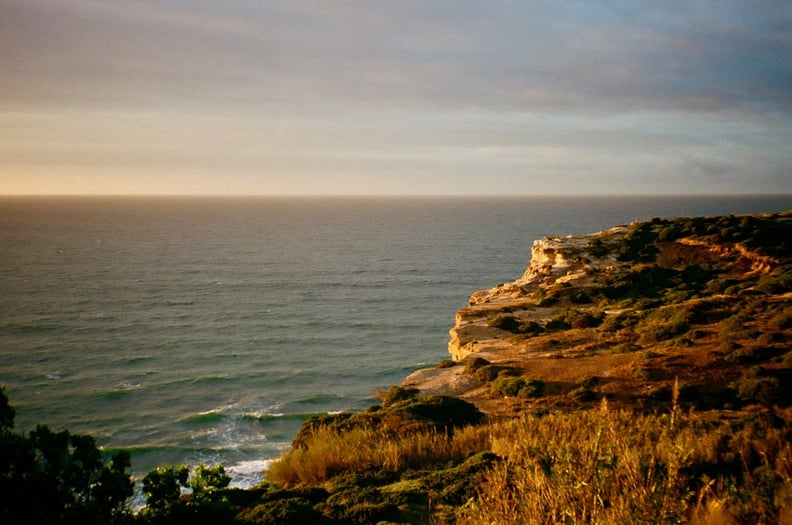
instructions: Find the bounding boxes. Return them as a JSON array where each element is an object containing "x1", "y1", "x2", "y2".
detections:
[{"x1": 1, "y1": 195, "x2": 790, "y2": 485}]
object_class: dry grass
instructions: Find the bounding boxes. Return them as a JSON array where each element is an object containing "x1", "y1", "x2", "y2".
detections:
[
  {"x1": 267, "y1": 395, "x2": 792, "y2": 524},
  {"x1": 267, "y1": 423, "x2": 490, "y2": 488},
  {"x1": 458, "y1": 406, "x2": 792, "y2": 525}
]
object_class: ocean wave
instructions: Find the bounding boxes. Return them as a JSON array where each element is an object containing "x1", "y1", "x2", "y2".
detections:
[
  {"x1": 179, "y1": 410, "x2": 227, "y2": 424},
  {"x1": 191, "y1": 375, "x2": 233, "y2": 385},
  {"x1": 1, "y1": 322, "x2": 61, "y2": 334},
  {"x1": 294, "y1": 393, "x2": 347, "y2": 406},
  {"x1": 101, "y1": 387, "x2": 140, "y2": 400},
  {"x1": 242, "y1": 411, "x2": 329, "y2": 423},
  {"x1": 226, "y1": 459, "x2": 274, "y2": 489}
]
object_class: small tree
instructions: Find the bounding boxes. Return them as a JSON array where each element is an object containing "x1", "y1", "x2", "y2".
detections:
[
  {"x1": 0, "y1": 387, "x2": 134, "y2": 524},
  {"x1": 140, "y1": 462, "x2": 234, "y2": 522},
  {"x1": 191, "y1": 463, "x2": 231, "y2": 500},
  {"x1": 142, "y1": 464, "x2": 190, "y2": 515}
]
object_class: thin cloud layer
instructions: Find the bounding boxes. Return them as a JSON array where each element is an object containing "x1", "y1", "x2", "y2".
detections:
[{"x1": 0, "y1": 1, "x2": 790, "y2": 194}]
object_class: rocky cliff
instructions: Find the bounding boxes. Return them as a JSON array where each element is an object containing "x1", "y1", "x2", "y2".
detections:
[
  {"x1": 449, "y1": 214, "x2": 787, "y2": 362},
  {"x1": 450, "y1": 227, "x2": 627, "y2": 361},
  {"x1": 406, "y1": 210, "x2": 792, "y2": 415}
]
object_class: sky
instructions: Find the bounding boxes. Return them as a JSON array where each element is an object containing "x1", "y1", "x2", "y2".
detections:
[{"x1": 1, "y1": 1, "x2": 790, "y2": 196}]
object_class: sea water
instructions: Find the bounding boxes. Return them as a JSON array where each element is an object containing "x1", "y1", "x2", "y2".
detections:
[{"x1": 1, "y1": 195, "x2": 790, "y2": 486}]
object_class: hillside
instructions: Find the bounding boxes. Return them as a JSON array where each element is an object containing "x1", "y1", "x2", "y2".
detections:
[{"x1": 405, "y1": 210, "x2": 792, "y2": 418}]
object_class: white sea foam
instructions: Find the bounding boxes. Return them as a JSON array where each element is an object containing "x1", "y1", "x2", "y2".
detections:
[{"x1": 227, "y1": 459, "x2": 274, "y2": 489}]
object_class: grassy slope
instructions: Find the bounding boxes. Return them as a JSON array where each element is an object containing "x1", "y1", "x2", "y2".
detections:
[{"x1": 181, "y1": 212, "x2": 792, "y2": 524}]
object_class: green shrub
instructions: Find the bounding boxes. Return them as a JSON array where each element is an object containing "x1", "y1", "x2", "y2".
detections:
[
  {"x1": 570, "y1": 290, "x2": 593, "y2": 304},
  {"x1": 237, "y1": 497, "x2": 324, "y2": 525},
  {"x1": 463, "y1": 356, "x2": 491, "y2": 375},
  {"x1": 319, "y1": 486, "x2": 401, "y2": 524},
  {"x1": 585, "y1": 238, "x2": 611, "y2": 258},
  {"x1": 380, "y1": 386, "x2": 420, "y2": 408},
  {"x1": 473, "y1": 364, "x2": 519, "y2": 382},
  {"x1": 491, "y1": 377, "x2": 545, "y2": 398},
  {"x1": 602, "y1": 264, "x2": 678, "y2": 299},
  {"x1": 736, "y1": 376, "x2": 781, "y2": 406},
  {"x1": 724, "y1": 345, "x2": 787, "y2": 365},
  {"x1": 569, "y1": 311, "x2": 603, "y2": 328},
  {"x1": 617, "y1": 223, "x2": 660, "y2": 262},
  {"x1": 487, "y1": 315, "x2": 522, "y2": 332},
  {"x1": 518, "y1": 320, "x2": 545, "y2": 335},
  {"x1": 600, "y1": 311, "x2": 641, "y2": 332},
  {"x1": 638, "y1": 319, "x2": 691, "y2": 344},
  {"x1": 545, "y1": 318, "x2": 571, "y2": 330},
  {"x1": 680, "y1": 264, "x2": 713, "y2": 286}
]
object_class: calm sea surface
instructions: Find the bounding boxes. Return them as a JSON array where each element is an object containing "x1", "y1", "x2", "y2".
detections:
[{"x1": 1, "y1": 195, "x2": 790, "y2": 485}]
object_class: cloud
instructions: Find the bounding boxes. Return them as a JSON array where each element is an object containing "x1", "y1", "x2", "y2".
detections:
[
  {"x1": 2, "y1": 1, "x2": 790, "y2": 115},
  {"x1": 0, "y1": 1, "x2": 790, "y2": 195}
]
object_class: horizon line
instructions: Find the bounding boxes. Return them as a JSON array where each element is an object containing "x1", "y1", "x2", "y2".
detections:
[{"x1": 2, "y1": 193, "x2": 791, "y2": 199}]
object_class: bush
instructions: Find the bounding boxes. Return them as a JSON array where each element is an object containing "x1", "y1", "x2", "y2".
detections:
[
  {"x1": 603, "y1": 264, "x2": 679, "y2": 299},
  {"x1": 518, "y1": 320, "x2": 545, "y2": 335},
  {"x1": 768, "y1": 310, "x2": 792, "y2": 330},
  {"x1": 545, "y1": 318, "x2": 571, "y2": 330},
  {"x1": 600, "y1": 311, "x2": 642, "y2": 332},
  {"x1": 237, "y1": 497, "x2": 324, "y2": 525},
  {"x1": 463, "y1": 356, "x2": 491, "y2": 375},
  {"x1": 380, "y1": 386, "x2": 419, "y2": 408},
  {"x1": 569, "y1": 311, "x2": 603, "y2": 328},
  {"x1": 617, "y1": 223, "x2": 660, "y2": 262},
  {"x1": 142, "y1": 464, "x2": 189, "y2": 514},
  {"x1": 569, "y1": 387, "x2": 598, "y2": 402},
  {"x1": 0, "y1": 389, "x2": 134, "y2": 524},
  {"x1": 390, "y1": 395, "x2": 484, "y2": 429},
  {"x1": 724, "y1": 345, "x2": 787, "y2": 365},
  {"x1": 638, "y1": 320, "x2": 691, "y2": 343},
  {"x1": 490, "y1": 377, "x2": 545, "y2": 398},
  {"x1": 268, "y1": 418, "x2": 488, "y2": 488},
  {"x1": 487, "y1": 315, "x2": 522, "y2": 332},
  {"x1": 472, "y1": 364, "x2": 518, "y2": 382},
  {"x1": 570, "y1": 290, "x2": 593, "y2": 304},
  {"x1": 585, "y1": 238, "x2": 611, "y2": 258},
  {"x1": 736, "y1": 376, "x2": 782, "y2": 406}
]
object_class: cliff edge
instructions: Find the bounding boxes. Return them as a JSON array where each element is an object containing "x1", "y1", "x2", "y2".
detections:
[{"x1": 405, "y1": 210, "x2": 792, "y2": 416}]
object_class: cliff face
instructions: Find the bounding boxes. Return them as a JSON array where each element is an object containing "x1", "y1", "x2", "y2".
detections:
[
  {"x1": 450, "y1": 227, "x2": 627, "y2": 361},
  {"x1": 449, "y1": 214, "x2": 787, "y2": 362}
]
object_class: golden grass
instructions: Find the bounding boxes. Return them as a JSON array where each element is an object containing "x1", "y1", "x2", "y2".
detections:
[
  {"x1": 267, "y1": 396, "x2": 792, "y2": 523},
  {"x1": 458, "y1": 406, "x2": 792, "y2": 524},
  {"x1": 267, "y1": 423, "x2": 490, "y2": 488}
]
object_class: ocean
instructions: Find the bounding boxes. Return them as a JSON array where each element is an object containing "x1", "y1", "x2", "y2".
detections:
[{"x1": 1, "y1": 195, "x2": 790, "y2": 487}]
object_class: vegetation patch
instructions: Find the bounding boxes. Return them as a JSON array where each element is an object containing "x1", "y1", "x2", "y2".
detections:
[{"x1": 491, "y1": 377, "x2": 545, "y2": 398}]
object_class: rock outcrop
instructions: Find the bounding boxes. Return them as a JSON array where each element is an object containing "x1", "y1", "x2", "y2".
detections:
[
  {"x1": 448, "y1": 226, "x2": 630, "y2": 361},
  {"x1": 447, "y1": 212, "x2": 790, "y2": 363}
]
